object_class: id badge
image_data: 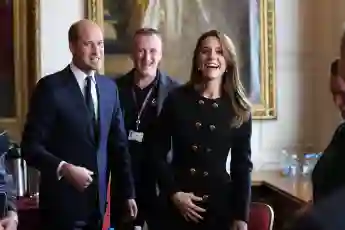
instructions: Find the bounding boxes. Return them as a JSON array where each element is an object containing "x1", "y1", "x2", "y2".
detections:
[{"x1": 128, "y1": 130, "x2": 144, "y2": 143}]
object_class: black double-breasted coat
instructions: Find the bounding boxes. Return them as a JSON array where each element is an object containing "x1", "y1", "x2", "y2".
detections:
[{"x1": 148, "y1": 84, "x2": 253, "y2": 230}]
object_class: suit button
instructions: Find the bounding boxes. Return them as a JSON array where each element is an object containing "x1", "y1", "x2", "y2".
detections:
[
  {"x1": 190, "y1": 168, "x2": 196, "y2": 175},
  {"x1": 198, "y1": 100, "x2": 205, "y2": 105},
  {"x1": 202, "y1": 195, "x2": 209, "y2": 201},
  {"x1": 192, "y1": 145, "x2": 198, "y2": 151},
  {"x1": 212, "y1": 102, "x2": 218, "y2": 108},
  {"x1": 203, "y1": 171, "x2": 208, "y2": 177},
  {"x1": 206, "y1": 148, "x2": 212, "y2": 153},
  {"x1": 195, "y1": 122, "x2": 202, "y2": 128},
  {"x1": 209, "y1": 125, "x2": 216, "y2": 131}
]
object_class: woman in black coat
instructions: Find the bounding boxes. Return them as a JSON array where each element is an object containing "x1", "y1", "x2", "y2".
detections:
[{"x1": 148, "y1": 30, "x2": 253, "y2": 230}]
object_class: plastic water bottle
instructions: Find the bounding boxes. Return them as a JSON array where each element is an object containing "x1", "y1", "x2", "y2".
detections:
[
  {"x1": 290, "y1": 154, "x2": 299, "y2": 177},
  {"x1": 281, "y1": 149, "x2": 292, "y2": 176}
]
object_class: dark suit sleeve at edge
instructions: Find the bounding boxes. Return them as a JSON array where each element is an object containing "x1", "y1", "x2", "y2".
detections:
[
  {"x1": 108, "y1": 86, "x2": 135, "y2": 199},
  {"x1": 230, "y1": 116, "x2": 253, "y2": 222},
  {"x1": 21, "y1": 78, "x2": 62, "y2": 176}
]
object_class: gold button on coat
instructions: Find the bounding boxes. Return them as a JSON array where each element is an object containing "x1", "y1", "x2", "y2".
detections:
[
  {"x1": 190, "y1": 168, "x2": 196, "y2": 174},
  {"x1": 192, "y1": 145, "x2": 198, "y2": 151}
]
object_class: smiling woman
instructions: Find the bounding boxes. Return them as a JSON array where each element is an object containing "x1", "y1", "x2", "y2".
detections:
[{"x1": 87, "y1": 0, "x2": 276, "y2": 119}]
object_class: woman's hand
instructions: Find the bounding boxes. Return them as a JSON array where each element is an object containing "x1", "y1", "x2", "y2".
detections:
[
  {"x1": 231, "y1": 220, "x2": 247, "y2": 230},
  {"x1": 172, "y1": 191, "x2": 206, "y2": 223}
]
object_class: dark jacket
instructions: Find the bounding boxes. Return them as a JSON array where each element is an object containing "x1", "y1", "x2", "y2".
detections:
[
  {"x1": 286, "y1": 122, "x2": 345, "y2": 230},
  {"x1": 287, "y1": 187, "x2": 345, "y2": 230},
  {"x1": 311, "y1": 122, "x2": 345, "y2": 202},
  {"x1": 111, "y1": 69, "x2": 180, "y2": 225}
]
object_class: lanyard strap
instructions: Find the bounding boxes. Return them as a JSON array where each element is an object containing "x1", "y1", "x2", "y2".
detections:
[{"x1": 132, "y1": 85, "x2": 155, "y2": 130}]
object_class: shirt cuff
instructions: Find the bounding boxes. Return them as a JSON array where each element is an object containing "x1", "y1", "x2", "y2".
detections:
[
  {"x1": 57, "y1": 161, "x2": 66, "y2": 180},
  {"x1": 7, "y1": 211, "x2": 18, "y2": 225}
]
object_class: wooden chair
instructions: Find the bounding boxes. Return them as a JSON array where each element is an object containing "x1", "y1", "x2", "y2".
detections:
[
  {"x1": 102, "y1": 180, "x2": 111, "y2": 230},
  {"x1": 248, "y1": 202, "x2": 274, "y2": 230}
]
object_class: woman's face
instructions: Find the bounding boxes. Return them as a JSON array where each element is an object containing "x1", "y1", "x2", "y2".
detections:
[{"x1": 197, "y1": 36, "x2": 227, "y2": 81}]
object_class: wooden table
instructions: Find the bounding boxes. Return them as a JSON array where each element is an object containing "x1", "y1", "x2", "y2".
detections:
[
  {"x1": 251, "y1": 171, "x2": 312, "y2": 230},
  {"x1": 252, "y1": 171, "x2": 312, "y2": 203}
]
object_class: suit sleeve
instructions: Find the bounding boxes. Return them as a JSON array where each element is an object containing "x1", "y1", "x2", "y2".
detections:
[
  {"x1": 230, "y1": 116, "x2": 253, "y2": 222},
  {"x1": 108, "y1": 85, "x2": 135, "y2": 199},
  {"x1": 21, "y1": 79, "x2": 62, "y2": 176},
  {"x1": 147, "y1": 95, "x2": 178, "y2": 197}
]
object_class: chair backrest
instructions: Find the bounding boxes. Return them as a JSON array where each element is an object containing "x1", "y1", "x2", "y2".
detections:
[
  {"x1": 102, "y1": 179, "x2": 111, "y2": 230},
  {"x1": 248, "y1": 202, "x2": 274, "y2": 230}
]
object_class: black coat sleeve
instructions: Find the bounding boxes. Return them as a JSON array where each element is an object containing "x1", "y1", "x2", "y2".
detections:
[
  {"x1": 148, "y1": 94, "x2": 179, "y2": 197},
  {"x1": 230, "y1": 116, "x2": 253, "y2": 222}
]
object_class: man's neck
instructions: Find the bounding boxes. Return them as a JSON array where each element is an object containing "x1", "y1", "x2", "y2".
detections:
[
  {"x1": 196, "y1": 78, "x2": 222, "y2": 99},
  {"x1": 71, "y1": 60, "x2": 94, "y2": 76},
  {"x1": 134, "y1": 71, "x2": 156, "y2": 89}
]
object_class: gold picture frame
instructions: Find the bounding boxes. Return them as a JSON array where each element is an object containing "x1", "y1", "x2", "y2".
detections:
[
  {"x1": 0, "y1": 0, "x2": 41, "y2": 141},
  {"x1": 87, "y1": 0, "x2": 276, "y2": 119}
]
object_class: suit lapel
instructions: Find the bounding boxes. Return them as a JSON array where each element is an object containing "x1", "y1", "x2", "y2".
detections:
[
  {"x1": 62, "y1": 66, "x2": 96, "y2": 144},
  {"x1": 157, "y1": 72, "x2": 170, "y2": 115},
  {"x1": 95, "y1": 75, "x2": 107, "y2": 147},
  {"x1": 117, "y1": 71, "x2": 136, "y2": 121}
]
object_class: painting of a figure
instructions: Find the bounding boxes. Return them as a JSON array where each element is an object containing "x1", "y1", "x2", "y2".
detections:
[
  {"x1": 103, "y1": 0, "x2": 264, "y2": 104},
  {"x1": 0, "y1": 0, "x2": 15, "y2": 117},
  {"x1": 103, "y1": 0, "x2": 134, "y2": 54}
]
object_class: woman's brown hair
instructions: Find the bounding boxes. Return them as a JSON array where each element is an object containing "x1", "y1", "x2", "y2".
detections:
[{"x1": 189, "y1": 30, "x2": 251, "y2": 127}]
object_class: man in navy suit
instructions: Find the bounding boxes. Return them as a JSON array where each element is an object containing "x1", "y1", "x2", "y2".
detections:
[
  {"x1": 112, "y1": 28, "x2": 180, "y2": 230},
  {"x1": 21, "y1": 19, "x2": 137, "y2": 230}
]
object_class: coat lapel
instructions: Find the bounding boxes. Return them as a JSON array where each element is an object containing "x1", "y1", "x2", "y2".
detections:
[
  {"x1": 157, "y1": 72, "x2": 170, "y2": 114},
  {"x1": 117, "y1": 71, "x2": 136, "y2": 121},
  {"x1": 62, "y1": 66, "x2": 96, "y2": 144},
  {"x1": 95, "y1": 75, "x2": 110, "y2": 147}
]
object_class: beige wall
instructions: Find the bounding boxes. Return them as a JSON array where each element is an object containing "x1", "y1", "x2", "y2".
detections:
[{"x1": 39, "y1": 0, "x2": 345, "y2": 170}]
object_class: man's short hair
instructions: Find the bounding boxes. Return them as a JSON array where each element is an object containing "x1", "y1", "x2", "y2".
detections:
[
  {"x1": 331, "y1": 59, "x2": 339, "y2": 76},
  {"x1": 68, "y1": 23, "x2": 79, "y2": 43},
  {"x1": 133, "y1": 27, "x2": 162, "y2": 39}
]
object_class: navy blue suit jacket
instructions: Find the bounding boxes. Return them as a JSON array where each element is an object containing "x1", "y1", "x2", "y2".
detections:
[{"x1": 21, "y1": 66, "x2": 134, "y2": 224}]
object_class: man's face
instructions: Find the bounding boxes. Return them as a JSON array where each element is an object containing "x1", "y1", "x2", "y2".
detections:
[
  {"x1": 330, "y1": 75, "x2": 345, "y2": 119},
  {"x1": 132, "y1": 34, "x2": 162, "y2": 78},
  {"x1": 70, "y1": 25, "x2": 104, "y2": 72}
]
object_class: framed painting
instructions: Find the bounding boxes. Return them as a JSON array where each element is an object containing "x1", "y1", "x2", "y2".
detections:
[
  {"x1": 87, "y1": 0, "x2": 276, "y2": 119},
  {"x1": 0, "y1": 0, "x2": 40, "y2": 140}
]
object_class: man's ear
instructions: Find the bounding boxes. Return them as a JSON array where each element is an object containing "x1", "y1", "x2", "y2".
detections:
[{"x1": 69, "y1": 41, "x2": 75, "y2": 55}]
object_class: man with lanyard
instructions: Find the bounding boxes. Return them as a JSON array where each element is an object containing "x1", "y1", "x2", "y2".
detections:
[{"x1": 111, "y1": 28, "x2": 180, "y2": 230}]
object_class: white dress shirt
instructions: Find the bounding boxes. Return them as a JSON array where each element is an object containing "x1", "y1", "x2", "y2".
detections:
[
  {"x1": 56, "y1": 63, "x2": 99, "y2": 179},
  {"x1": 70, "y1": 63, "x2": 98, "y2": 119}
]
